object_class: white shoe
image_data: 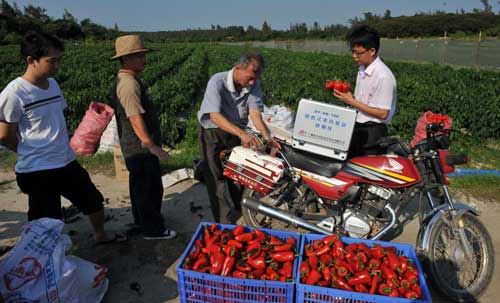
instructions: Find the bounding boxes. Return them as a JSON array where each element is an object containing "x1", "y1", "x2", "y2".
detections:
[{"x1": 143, "y1": 229, "x2": 177, "y2": 240}]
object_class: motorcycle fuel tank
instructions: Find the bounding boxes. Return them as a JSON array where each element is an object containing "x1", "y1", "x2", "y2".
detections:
[{"x1": 344, "y1": 155, "x2": 421, "y2": 188}]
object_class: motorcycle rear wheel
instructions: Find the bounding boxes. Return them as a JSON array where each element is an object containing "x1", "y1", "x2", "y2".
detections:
[{"x1": 425, "y1": 212, "x2": 494, "y2": 302}]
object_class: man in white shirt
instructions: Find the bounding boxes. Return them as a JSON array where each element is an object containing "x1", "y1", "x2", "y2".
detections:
[
  {"x1": 333, "y1": 25, "x2": 397, "y2": 157},
  {"x1": 0, "y1": 31, "x2": 125, "y2": 245}
]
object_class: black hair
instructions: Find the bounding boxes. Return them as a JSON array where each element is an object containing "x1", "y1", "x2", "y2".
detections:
[
  {"x1": 21, "y1": 31, "x2": 64, "y2": 61},
  {"x1": 346, "y1": 25, "x2": 380, "y2": 53}
]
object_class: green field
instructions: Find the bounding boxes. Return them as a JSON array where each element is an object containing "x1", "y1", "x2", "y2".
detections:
[{"x1": 1, "y1": 43, "x2": 499, "y2": 168}]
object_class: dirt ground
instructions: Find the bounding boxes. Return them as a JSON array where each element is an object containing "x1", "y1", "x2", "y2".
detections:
[{"x1": 0, "y1": 170, "x2": 499, "y2": 303}]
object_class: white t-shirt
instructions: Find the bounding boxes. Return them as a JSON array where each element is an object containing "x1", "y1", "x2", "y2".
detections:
[
  {"x1": 0, "y1": 77, "x2": 76, "y2": 173},
  {"x1": 354, "y1": 57, "x2": 397, "y2": 124}
]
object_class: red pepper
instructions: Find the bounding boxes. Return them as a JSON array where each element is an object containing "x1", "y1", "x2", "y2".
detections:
[
  {"x1": 406, "y1": 265, "x2": 418, "y2": 275},
  {"x1": 192, "y1": 253, "x2": 209, "y2": 271},
  {"x1": 305, "y1": 268, "x2": 322, "y2": 285},
  {"x1": 399, "y1": 255, "x2": 409, "y2": 272},
  {"x1": 368, "y1": 258, "x2": 381, "y2": 270},
  {"x1": 198, "y1": 265, "x2": 212, "y2": 273},
  {"x1": 321, "y1": 234, "x2": 338, "y2": 247},
  {"x1": 232, "y1": 270, "x2": 247, "y2": 279},
  {"x1": 370, "y1": 244, "x2": 386, "y2": 259},
  {"x1": 248, "y1": 268, "x2": 264, "y2": 279},
  {"x1": 235, "y1": 260, "x2": 252, "y2": 272},
  {"x1": 404, "y1": 290, "x2": 419, "y2": 299},
  {"x1": 387, "y1": 253, "x2": 403, "y2": 273},
  {"x1": 317, "y1": 280, "x2": 329, "y2": 287},
  {"x1": 300, "y1": 261, "x2": 310, "y2": 278},
  {"x1": 234, "y1": 232, "x2": 254, "y2": 242},
  {"x1": 404, "y1": 271, "x2": 419, "y2": 286},
  {"x1": 332, "y1": 240, "x2": 345, "y2": 259},
  {"x1": 319, "y1": 253, "x2": 333, "y2": 267},
  {"x1": 334, "y1": 258, "x2": 353, "y2": 273},
  {"x1": 245, "y1": 242, "x2": 262, "y2": 260},
  {"x1": 378, "y1": 283, "x2": 392, "y2": 296},
  {"x1": 349, "y1": 259, "x2": 365, "y2": 272},
  {"x1": 400, "y1": 279, "x2": 411, "y2": 290},
  {"x1": 412, "y1": 284, "x2": 422, "y2": 298},
  {"x1": 202, "y1": 244, "x2": 222, "y2": 255},
  {"x1": 355, "y1": 251, "x2": 368, "y2": 264},
  {"x1": 273, "y1": 243, "x2": 293, "y2": 252},
  {"x1": 357, "y1": 243, "x2": 370, "y2": 255},
  {"x1": 345, "y1": 243, "x2": 358, "y2": 253},
  {"x1": 305, "y1": 244, "x2": 315, "y2": 257},
  {"x1": 221, "y1": 254, "x2": 236, "y2": 276},
  {"x1": 233, "y1": 225, "x2": 245, "y2": 236},
  {"x1": 369, "y1": 275, "x2": 381, "y2": 294},
  {"x1": 209, "y1": 223, "x2": 218, "y2": 233},
  {"x1": 220, "y1": 231, "x2": 231, "y2": 245},
  {"x1": 322, "y1": 266, "x2": 331, "y2": 282},
  {"x1": 206, "y1": 234, "x2": 220, "y2": 247},
  {"x1": 283, "y1": 261, "x2": 293, "y2": 279},
  {"x1": 355, "y1": 284, "x2": 369, "y2": 293},
  {"x1": 210, "y1": 252, "x2": 225, "y2": 275},
  {"x1": 247, "y1": 251, "x2": 266, "y2": 269},
  {"x1": 266, "y1": 267, "x2": 280, "y2": 281},
  {"x1": 227, "y1": 239, "x2": 243, "y2": 249},
  {"x1": 336, "y1": 266, "x2": 349, "y2": 278},
  {"x1": 315, "y1": 244, "x2": 331, "y2": 256},
  {"x1": 259, "y1": 274, "x2": 268, "y2": 280},
  {"x1": 222, "y1": 245, "x2": 238, "y2": 257},
  {"x1": 286, "y1": 237, "x2": 296, "y2": 247},
  {"x1": 268, "y1": 236, "x2": 283, "y2": 245},
  {"x1": 312, "y1": 240, "x2": 324, "y2": 250},
  {"x1": 279, "y1": 275, "x2": 287, "y2": 282},
  {"x1": 331, "y1": 274, "x2": 353, "y2": 291},
  {"x1": 270, "y1": 251, "x2": 294, "y2": 262},
  {"x1": 195, "y1": 239, "x2": 204, "y2": 249},
  {"x1": 203, "y1": 227, "x2": 212, "y2": 245},
  {"x1": 347, "y1": 270, "x2": 371, "y2": 286},
  {"x1": 388, "y1": 288, "x2": 400, "y2": 297},
  {"x1": 308, "y1": 254, "x2": 319, "y2": 269}
]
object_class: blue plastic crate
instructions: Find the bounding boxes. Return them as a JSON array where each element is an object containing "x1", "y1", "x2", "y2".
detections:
[
  {"x1": 297, "y1": 234, "x2": 432, "y2": 303},
  {"x1": 176, "y1": 222, "x2": 301, "y2": 303}
]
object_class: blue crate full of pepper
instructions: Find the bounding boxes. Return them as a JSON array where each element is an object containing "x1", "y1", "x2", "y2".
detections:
[
  {"x1": 176, "y1": 222, "x2": 301, "y2": 303},
  {"x1": 296, "y1": 233, "x2": 432, "y2": 303}
]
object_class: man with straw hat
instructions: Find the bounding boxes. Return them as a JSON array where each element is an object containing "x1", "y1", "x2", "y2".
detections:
[{"x1": 109, "y1": 35, "x2": 176, "y2": 240}]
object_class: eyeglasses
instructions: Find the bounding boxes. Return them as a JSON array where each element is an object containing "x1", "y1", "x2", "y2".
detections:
[{"x1": 351, "y1": 49, "x2": 370, "y2": 57}]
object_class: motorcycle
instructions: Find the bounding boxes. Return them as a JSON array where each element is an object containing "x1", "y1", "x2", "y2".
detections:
[{"x1": 221, "y1": 122, "x2": 494, "y2": 302}]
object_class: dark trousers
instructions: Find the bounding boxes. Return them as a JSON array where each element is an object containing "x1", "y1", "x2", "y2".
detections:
[
  {"x1": 124, "y1": 154, "x2": 165, "y2": 236},
  {"x1": 198, "y1": 127, "x2": 243, "y2": 224},
  {"x1": 348, "y1": 122, "x2": 388, "y2": 158}
]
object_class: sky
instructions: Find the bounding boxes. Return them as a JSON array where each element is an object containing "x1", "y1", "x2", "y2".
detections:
[{"x1": 7, "y1": 0, "x2": 500, "y2": 31}]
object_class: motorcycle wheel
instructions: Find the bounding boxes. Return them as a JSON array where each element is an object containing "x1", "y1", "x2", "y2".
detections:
[
  {"x1": 241, "y1": 187, "x2": 305, "y2": 231},
  {"x1": 425, "y1": 211, "x2": 494, "y2": 302}
]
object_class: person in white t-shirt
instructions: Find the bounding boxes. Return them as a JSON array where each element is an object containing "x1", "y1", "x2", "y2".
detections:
[
  {"x1": 332, "y1": 25, "x2": 397, "y2": 158},
  {"x1": 0, "y1": 31, "x2": 126, "y2": 245}
]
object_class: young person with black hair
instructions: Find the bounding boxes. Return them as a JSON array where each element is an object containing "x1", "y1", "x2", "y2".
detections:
[
  {"x1": 332, "y1": 25, "x2": 397, "y2": 157},
  {"x1": 0, "y1": 31, "x2": 126, "y2": 245}
]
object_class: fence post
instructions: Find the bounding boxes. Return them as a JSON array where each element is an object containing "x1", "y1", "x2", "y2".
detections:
[{"x1": 474, "y1": 31, "x2": 482, "y2": 68}]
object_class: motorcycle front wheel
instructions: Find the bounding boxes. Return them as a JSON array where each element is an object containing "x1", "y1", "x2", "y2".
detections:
[{"x1": 425, "y1": 211, "x2": 494, "y2": 302}]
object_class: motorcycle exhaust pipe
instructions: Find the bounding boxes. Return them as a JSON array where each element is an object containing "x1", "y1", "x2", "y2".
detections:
[{"x1": 242, "y1": 197, "x2": 333, "y2": 235}]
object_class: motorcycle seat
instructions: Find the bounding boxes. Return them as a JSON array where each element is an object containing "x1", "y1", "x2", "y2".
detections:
[{"x1": 281, "y1": 144, "x2": 343, "y2": 177}]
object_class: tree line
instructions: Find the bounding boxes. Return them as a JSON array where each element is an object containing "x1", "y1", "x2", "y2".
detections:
[{"x1": 1, "y1": 0, "x2": 499, "y2": 45}]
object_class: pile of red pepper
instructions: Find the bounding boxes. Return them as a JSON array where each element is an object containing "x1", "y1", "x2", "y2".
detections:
[
  {"x1": 325, "y1": 79, "x2": 350, "y2": 93},
  {"x1": 300, "y1": 235, "x2": 422, "y2": 300},
  {"x1": 182, "y1": 223, "x2": 297, "y2": 281}
]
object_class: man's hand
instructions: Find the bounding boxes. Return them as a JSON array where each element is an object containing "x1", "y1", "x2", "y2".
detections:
[
  {"x1": 267, "y1": 138, "x2": 281, "y2": 151},
  {"x1": 239, "y1": 132, "x2": 263, "y2": 150},
  {"x1": 333, "y1": 89, "x2": 355, "y2": 106},
  {"x1": 147, "y1": 144, "x2": 170, "y2": 160}
]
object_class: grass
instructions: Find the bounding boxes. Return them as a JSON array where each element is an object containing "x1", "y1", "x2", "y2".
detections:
[{"x1": 449, "y1": 175, "x2": 500, "y2": 203}]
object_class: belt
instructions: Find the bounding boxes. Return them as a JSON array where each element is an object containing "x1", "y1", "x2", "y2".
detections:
[{"x1": 355, "y1": 121, "x2": 386, "y2": 127}]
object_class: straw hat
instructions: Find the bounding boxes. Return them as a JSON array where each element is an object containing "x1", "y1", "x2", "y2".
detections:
[{"x1": 111, "y1": 35, "x2": 150, "y2": 60}]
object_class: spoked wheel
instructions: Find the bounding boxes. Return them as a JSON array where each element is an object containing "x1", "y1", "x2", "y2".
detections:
[{"x1": 425, "y1": 212, "x2": 494, "y2": 302}]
